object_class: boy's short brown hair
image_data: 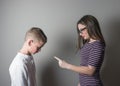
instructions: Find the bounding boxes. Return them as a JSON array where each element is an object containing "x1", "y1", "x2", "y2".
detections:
[{"x1": 25, "y1": 27, "x2": 47, "y2": 43}]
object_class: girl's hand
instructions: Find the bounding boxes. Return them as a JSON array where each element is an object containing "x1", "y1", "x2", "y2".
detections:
[{"x1": 54, "y1": 56, "x2": 70, "y2": 69}]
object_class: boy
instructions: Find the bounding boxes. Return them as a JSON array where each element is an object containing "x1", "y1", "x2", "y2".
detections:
[{"x1": 9, "y1": 27, "x2": 47, "y2": 86}]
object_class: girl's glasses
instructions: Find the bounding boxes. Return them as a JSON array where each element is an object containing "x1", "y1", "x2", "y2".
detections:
[{"x1": 78, "y1": 27, "x2": 86, "y2": 33}]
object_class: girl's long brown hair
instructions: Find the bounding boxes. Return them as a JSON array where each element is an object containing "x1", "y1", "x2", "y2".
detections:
[{"x1": 77, "y1": 15, "x2": 105, "y2": 50}]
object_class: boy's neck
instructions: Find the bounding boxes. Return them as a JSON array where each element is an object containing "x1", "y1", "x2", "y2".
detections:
[
  {"x1": 19, "y1": 50, "x2": 31, "y2": 56},
  {"x1": 19, "y1": 45, "x2": 31, "y2": 56}
]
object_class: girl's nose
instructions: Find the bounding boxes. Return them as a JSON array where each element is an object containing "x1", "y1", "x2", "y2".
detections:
[{"x1": 80, "y1": 33, "x2": 82, "y2": 36}]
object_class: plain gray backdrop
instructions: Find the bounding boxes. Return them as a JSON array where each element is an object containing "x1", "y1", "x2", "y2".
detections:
[{"x1": 0, "y1": 0, "x2": 120, "y2": 86}]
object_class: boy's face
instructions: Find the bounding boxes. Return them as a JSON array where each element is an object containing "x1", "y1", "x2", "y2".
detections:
[{"x1": 29, "y1": 40, "x2": 44, "y2": 54}]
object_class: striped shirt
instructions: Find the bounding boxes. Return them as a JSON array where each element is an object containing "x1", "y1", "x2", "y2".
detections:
[{"x1": 79, "y1": 40, "x2": 105, "y2": 86}]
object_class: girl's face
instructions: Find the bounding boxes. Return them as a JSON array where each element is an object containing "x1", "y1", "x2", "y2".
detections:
[
  {"x1": 29, "y1": 40, "x2": 44, "y2": 54},
  {"x1": 78, "y1": 24, "x2": 90, "y2": 40}
]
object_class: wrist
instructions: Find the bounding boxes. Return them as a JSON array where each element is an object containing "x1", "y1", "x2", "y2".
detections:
[{"x1": 66, "y1": 63, "x2": 71, "y2": 69}]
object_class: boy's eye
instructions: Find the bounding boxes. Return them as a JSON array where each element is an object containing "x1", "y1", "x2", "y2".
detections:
[{"x1": 37, "y1": 47, "x2": 41, "y2": 50}]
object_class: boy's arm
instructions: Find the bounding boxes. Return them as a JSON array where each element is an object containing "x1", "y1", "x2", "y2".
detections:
[{"x1": 9, "y1": 64, "x2": 28, "y2": 86}]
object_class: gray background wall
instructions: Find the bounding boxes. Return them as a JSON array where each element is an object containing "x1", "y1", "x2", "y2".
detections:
[{"x1": 0, "y1": 0, "x2": 120, "y2": 86}]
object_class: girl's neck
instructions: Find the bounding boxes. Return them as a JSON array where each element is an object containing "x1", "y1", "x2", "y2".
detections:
[{"x1": 89, "y1": 38, "x2": 97, "y2": 43}]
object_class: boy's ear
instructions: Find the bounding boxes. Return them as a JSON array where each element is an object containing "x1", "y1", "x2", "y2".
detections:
[{"x1": 28, "y1": 39, "x2": 33, "y2": 46}]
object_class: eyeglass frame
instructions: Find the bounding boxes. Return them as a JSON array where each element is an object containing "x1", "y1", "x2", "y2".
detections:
[{"x1": 78, "y1": 27, "x2": 86, "y2": 33}]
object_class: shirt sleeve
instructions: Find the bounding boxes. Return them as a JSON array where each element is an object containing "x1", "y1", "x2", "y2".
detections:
[
  {"x1": 88, "y1": 42, "x2": 105, "y2": 67},
  {"x1": 10, "y1": 63, "x2": 28, "y2": 86}
]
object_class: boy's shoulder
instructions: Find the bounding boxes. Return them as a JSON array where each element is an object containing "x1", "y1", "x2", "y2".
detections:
[{"x1": 12, "y1": 53, "x2": 29, "y2": 65}]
